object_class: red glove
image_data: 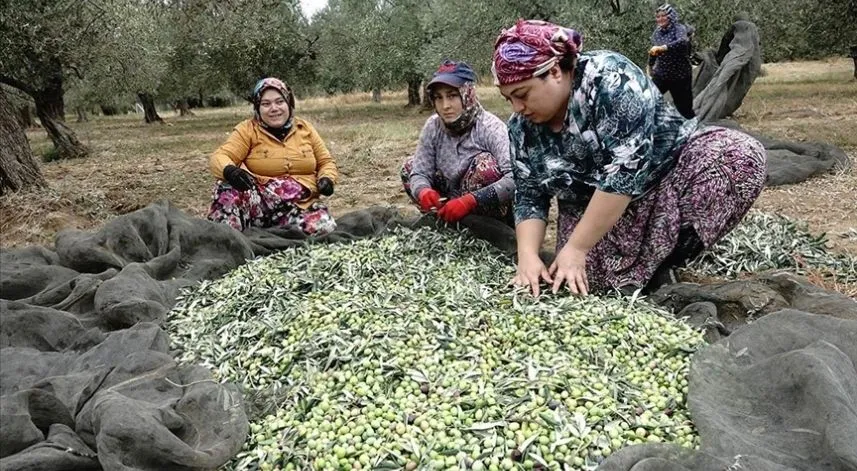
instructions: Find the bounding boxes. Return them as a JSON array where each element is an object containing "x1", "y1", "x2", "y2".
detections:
[
  {"x1": 437, "y1": 193, "x2": 477, "y2": 222},
  {"x1": 418, "y1": 188, "x2": 443, "y2": 212}
]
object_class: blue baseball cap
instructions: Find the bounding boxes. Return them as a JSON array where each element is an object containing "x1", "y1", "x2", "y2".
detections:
[{"x1": 426, "y1": 60, "x2": 477, "y2": 89}]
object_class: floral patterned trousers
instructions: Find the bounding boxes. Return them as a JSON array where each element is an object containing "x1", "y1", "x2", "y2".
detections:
[{"x1": 207, "y1": 177, "x2": 336, "y2": 236}]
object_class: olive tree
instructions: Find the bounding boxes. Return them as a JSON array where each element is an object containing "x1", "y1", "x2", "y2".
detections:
[
  {"x1": 0, "y1": 86, "x2": 46, "y2": 195},
  {"x1": 0, "y1": 0, "x2": 110, "y2": 158}
]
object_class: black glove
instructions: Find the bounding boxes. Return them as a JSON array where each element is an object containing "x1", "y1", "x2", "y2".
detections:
[
  {"x1": 223, "y1": 165, "x2": 256, "y2": 191},
  {"x1": 317, "y1": 177, "x2": 334, "y2": 196}
]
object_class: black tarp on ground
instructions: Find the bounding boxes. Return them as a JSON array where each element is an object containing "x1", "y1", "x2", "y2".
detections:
[
  {"x1": 651, "y1": 271, "x2": 857, "y2": 343},
  {"x1": 597, "y1": 309, "x2": 857, "y2": 471},
  {"x1": 0, "y1": 202, "x2": 414, "y2": 471},
  {"x1": 2, "y1": 202, "x2": 856, "y2": 470},
  {"x1": 690, "y1": 19, "x2": 852, "y2": 186},
  {"x1": 693, "y1": 18, "x2": 762, "y2": 122}
]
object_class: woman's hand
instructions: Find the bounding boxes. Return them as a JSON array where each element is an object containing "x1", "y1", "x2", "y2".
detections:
[
  {"x1": 511, "y1": 253, "x2": 553, "y2": 297},
  {"x1": 417, "y1": 188, "x2": 444, "y2": 212},
  {"x1": 549, "y1": 244, "x2": 589, "y2": 295},
  {"x1": 223, "y1": 165, "x2": 256, "y2": 191},
  {"x1": 437, "y1": 193, "x2": 476, "y2": 222},
  {"x1": 317, "y1": 177, "x2": 334, "y2": 196},
  {"x1": 553, "y1": 191, "x2": 631, "y2": 295},
  {"x1": 649, "y1": 45, "x2": 667, "y2": 56}
]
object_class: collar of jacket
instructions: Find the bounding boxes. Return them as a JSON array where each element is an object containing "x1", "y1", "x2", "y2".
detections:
[{"x1": 256, "y1": 118, "x2": 305, "y2": 142}]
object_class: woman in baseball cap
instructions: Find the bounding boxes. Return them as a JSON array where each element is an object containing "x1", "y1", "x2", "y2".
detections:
[{"x1": 401, "y1": 60, "x2": 515, "y2": 225}]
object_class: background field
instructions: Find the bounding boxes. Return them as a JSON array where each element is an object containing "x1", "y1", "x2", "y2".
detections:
[{"x1": 2, "y1": 58, "x2": 855, "y2": 262}]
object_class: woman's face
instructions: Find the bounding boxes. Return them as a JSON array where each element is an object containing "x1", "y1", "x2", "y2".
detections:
[
  {"x1": 430, "y1": 84, "x2": 464, "y2": 123},
  {"x1": 656, "y1": 11, "x2": 670, "y2": 28},
  {"x1": 498, "y1": 65, "x2": 570, "y2": 127},
  {"x1": 259, "y1": 89, "x2": 291, "y2": 128}
]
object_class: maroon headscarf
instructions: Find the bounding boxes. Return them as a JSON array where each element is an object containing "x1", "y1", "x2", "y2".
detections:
[{"x1": 492, "y1": 19, "x2": 583, "y2": 86}]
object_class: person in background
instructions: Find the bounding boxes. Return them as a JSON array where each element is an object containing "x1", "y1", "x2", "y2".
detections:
[
  {"x1": 493, "y1": 19, "x2": 766, "y2": 296},
  {"x1": 207, "y1": 77, "x2": 338, "y2": 235},
  {"x1": 648, "y1": 3, "x2": 696, "y2": 119},
  {"x1": 401, "y1": 60, "x2": 515, "y2": 225}
]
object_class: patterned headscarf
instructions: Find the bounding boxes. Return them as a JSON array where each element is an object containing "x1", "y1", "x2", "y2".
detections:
[
  {"x1": 252, "y1": 77, "x2": 295, "y2": 137},
  {"x1": 427, "y1": 61, "x2": 483, "y2": 135},
  {"x1": 492, "y1": 19, "x2": 583, "y2": 86},
  {"x1": 652, "y1": 4, "x2": 684, "y2": 48},
  {"x1": 656, "y1": 4, "x2": 679, "y2": 29}
]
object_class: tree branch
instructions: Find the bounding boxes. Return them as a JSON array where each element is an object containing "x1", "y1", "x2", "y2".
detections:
[
  {"x1": 67, "y1": 64, "x2": 85, "y2": 80},
  {"x1": 0, "y1": 75, "x2": 36, "y2": 97}
]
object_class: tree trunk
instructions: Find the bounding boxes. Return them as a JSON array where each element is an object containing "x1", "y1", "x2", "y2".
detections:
[
  {"x1": 421, "y1": 82, "x2": 434, "y2": 110},
  {"x1": 0, "y1": 87, "x2": 46, "y2": 196},
  {"x1": 371, "y1": 87, "x2": 381, "y2": 103},
  {"x1": 177, "y1": 98, "x2": 195, "y2": 116},
  {"x1": 33, "y1": 87, "x2": 88, "y2": 160},
  {"x1": 406, "y1": 78, "x2": 421, "y2": 107},
  {"x1": 76, "y1": 107, "x2": 88, "y2": 122},
  {"x1": 18, "y1": 105, "x2": 35, "y2": 128},
  {"x1": 2, "y1": 59, "x2": 88, "y2": 159},
  {"x1": 850, "y1": 46, "x2": 857, "y2": 79},
  {"x1": 36, "y1": 71, "x2": 65, "y2": 121},
  {"x1": 137, "y1": 92, "x2": 163, "y2": 123}
]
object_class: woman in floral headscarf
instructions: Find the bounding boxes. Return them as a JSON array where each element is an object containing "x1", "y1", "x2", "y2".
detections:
[
  {"x1": 648, "y1": 3, "x2": 695, "y2": 118},
  {"x1": 401, "y1": 60, "x2": 515, "y2": 224},
  {"x1": 207, "y1": 77, "x2": 338, "y2": 235},
  {"x1": 493, "y1": 20, "x2": 766, "y2": 296}
]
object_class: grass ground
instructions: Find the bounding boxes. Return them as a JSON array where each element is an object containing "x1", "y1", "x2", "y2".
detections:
[
  {"x1": 2, "y1": 58, "x2": 855, "y2": 267},
  {"x1": 732, "y1": 59, "x2": 857, "y2": 257}
]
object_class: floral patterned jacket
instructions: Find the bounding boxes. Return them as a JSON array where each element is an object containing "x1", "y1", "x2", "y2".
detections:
[{"x1": 508, "y1": 50, "x2": 698, "y2": 224}]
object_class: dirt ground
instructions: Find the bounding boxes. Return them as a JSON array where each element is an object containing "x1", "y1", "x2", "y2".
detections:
[
  {"x1": 733, "y1": 60, "x2": 857, "y2": 256},
  {"x1": 2, "y1": 58, "x2": 855, "y2": 262}
]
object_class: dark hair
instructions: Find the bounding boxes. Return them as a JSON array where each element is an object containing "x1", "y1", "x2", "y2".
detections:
[
  {"x1": 427, "y1": 83, "x2": 461, "y2": 99},
  {"x1": 538, "y1": 53, "x2": 578, "y2": 79},
  {"x1": 558, "y1": 53, "x2": 577, "y2": 71}
]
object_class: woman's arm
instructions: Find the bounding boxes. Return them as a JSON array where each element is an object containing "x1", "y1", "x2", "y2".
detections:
[
  {"x1": 308, "y1": 122, "x2": 338, "y2": 182},
  {"x1": 666, "y1": 24, "x2": 690, "y2": 51},
  {"x1": 409, "y1": 118, "x2": 440, "y2": 198},
  {"x1": 209, "y1": 121, "x2": 252, "y2": 179},
  {"x1": 517, "y1": 218, "x2": 546, "y2": 261},
  {"x1": 509, "y1": 120, "x2": 554, "y2": 295},
  {"x1": 549, "y1": 191, "x2": 631, "y2": 295},
  {"x1": 470, "y1": 116, "x2": 515, "y2": 208},
  {"x1": 565, "y1": 190, "x2": 632, "y2": 252},
  {"x1": 513, "y1": 218, "x2": 553, "y2": 296}
]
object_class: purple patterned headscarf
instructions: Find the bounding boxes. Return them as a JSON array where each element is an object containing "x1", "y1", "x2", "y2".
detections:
[{"x1": 492, "y1": 19, "x2": 583, "y2": 86}]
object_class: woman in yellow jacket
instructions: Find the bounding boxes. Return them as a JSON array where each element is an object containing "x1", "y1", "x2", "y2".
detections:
[{"x1": 207, "y1": 77, "x2": 338, "y2": 235}]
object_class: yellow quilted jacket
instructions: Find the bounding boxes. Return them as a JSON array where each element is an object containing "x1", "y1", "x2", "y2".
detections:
[{"x1": 209, "y1": 118, "x2": 338, "y2": 208}]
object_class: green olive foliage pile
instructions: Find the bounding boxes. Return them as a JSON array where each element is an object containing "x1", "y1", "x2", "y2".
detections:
[
  {"x1": 169, "y1": 228, "x2": 703, "y2": 471},
  {"x1": 689, "y1": 210, "x2": 857, "y2": 283}
]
